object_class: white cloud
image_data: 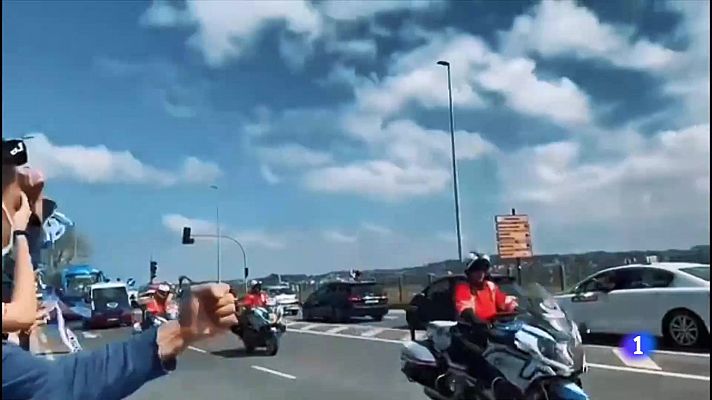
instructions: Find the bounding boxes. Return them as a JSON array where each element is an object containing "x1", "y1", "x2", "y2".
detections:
[
  {"x1": 325, "y1": 38, "x2": 378, "y2": 61},
  {"x1": 260, "y1": 165, "x2": 281, "y2": 185},
  {"x1": 498, "y1": 124, "x2": 710, "y2": 248},
  {"x1": 477, "y1": 56, "x2": 591, "y2": 125},
  {"x1": 139, "y1": 0, "x2": 191, "y2": 27},
  {"x1": 257, "y1": 143, "x2": 334, "y2": 168},
  {"x1": 361, "y1": 222, "x2": 392, "y2": 236},
  {"x1": 303, "y1": 159, "x2": 451, "y2": 201},
  {"x1": 500, "y1": 0, "x2": 678, "y2": 72},
  {"x1": 25, "y1": 133, "x2": 221, "y2": 186},
  {"x1": 161, "y1": 213, "x2": 286, "y2": 249},
  {"x1": 317, "y1": 0, "x2": 440, "y2": 21},
  {"x1": 349, "y1": 30, "x2": 591, "y2": 126},
  {"x1": 322, "y1": 229, "x2": 358, "y2": 244},
  {"x1": 141, "y1": 0, "x2": 323, "y2": 67}
]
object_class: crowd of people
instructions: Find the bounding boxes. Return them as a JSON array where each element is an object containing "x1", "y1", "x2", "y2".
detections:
[{"x1": 2, "y1": 138, "x2": 239, "y2": 399}]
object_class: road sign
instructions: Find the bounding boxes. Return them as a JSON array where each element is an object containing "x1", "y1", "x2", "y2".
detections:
[{"x1": 495, "y1": 214, "x2": 533, "y2": 260}]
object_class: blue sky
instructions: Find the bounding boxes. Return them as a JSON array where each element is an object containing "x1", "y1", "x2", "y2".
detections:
[{"x1": 2, "y1": 0, "x2": 709, "y2": 282}]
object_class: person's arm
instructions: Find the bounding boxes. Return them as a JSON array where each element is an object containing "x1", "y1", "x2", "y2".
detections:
[
  {"x1": 2, "y1": 235, "x2": 38, "y2": 332},
  {"x1": 453, "y1": 282, "x2": 475, "y2": 316},
  {"x1": 493, "y1": 286, "x2": 517, "y2": 313},
  {"x1": 2, "y1": 323, "x2": 184, "y2": 400}
]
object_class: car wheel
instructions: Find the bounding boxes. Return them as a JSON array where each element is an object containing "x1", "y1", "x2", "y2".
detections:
[
  {"x1": 331, "y1": 307, "x2": 347, "y2": 323},
  {"x1": 302, "y1": 308, "x2": 313, "y2": 322},
  {"x1": 664, "y1": 309, "x2": 707, "y2": 348}
]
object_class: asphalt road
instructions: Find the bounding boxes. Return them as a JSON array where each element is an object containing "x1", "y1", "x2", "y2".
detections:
[{"x1": 31, "y1": 311, "x2": 710, "y2": 400}]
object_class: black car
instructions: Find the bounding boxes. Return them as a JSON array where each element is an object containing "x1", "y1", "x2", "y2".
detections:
[
  {"x1": 406, "y1": 274, "x2": 517, "y2": 330},
  {"x1": 302, "y1": 280, "x2": 388, "y2": 323}
]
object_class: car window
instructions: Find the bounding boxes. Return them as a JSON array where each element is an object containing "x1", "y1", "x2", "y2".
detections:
[
  {"x1": 426, "y1": 279, "x2": 450, "y2": 300},
  {"x1": 577, "y1": 271, "x2": 614, "y2": 292},
  {"x1": 349, "y1": 283, "x2": 384, "y2": 296},
  {"x1": 681, "y1": 266, "x2": 710, "y2": 282},
  {"x1": 637, "y1": 268, "x2": 675, "y2": 288}
]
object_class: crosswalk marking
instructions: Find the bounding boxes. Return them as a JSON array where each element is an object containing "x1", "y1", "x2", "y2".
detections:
[
  {"x1": 612, "y1": 348, "x2": 662, "y2": 370},
  {"x1": 361, "y1": 328, "x2": 386, "y2": 337},
  {"x1": 300, "y1": 324, "x2": 321, "y2": 331},
  {"x1": 325, "y1": 326, "x2": 350, "y2": 334}
]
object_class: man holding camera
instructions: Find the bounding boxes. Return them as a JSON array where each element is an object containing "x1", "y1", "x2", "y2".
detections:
[{"x1": 2, "y1": 138, "x2": 240, "y2": 400}]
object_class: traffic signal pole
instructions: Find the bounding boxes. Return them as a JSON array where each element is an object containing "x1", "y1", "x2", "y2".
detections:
[{"x1": 181, "y1": 227, "x2": 248, "y2": 287}]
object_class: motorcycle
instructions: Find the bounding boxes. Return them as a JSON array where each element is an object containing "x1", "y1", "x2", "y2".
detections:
[
  {"x1": 231, "y1": 304, "x2": 286, "y2": 356},
  {"x1": 400, "y1": 283, "x2": 589, "y2": 400}
]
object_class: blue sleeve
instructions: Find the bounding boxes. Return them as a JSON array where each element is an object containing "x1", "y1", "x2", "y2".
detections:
[{"x1": 2, "y1": 328, "x2": 170, "y2": 400}]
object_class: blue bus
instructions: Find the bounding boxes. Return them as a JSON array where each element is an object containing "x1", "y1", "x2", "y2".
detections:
[{"x1": 60, "y1": 265, "x2": 107, "y2": 303}]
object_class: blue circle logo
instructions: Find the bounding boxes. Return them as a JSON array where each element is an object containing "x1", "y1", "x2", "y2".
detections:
[{"x1": 620, "y1": 332, "x2": 657, "y2": 359}]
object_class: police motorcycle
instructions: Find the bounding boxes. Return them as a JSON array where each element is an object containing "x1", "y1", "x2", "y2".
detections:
[
  {"x1": 231, "y1": 293, "x2": 287, "y2": 356},
  {"x1": 400, "y1": 283, "x2": 589, "y2": 400}
]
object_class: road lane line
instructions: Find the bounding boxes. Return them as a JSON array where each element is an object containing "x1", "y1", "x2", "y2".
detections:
[
  {"x1": 251, "y1": 365, "x2": 297, "y2": 380},
  {"x1": 388, "y1": 310, "x2": 406, "y2": 314},
  {"x1": 587, "y1": 363, "x2": 709, "y2": 381},
  {"x1": 361, "y1": 328, "x2": 386, "y2": 337},
  {"x1": 325, "y1": 326, "x2": 350, "y2": 334},
  {"x1": 383, "y1": 316, "x2": 398, "y2": 320},
  {"x1": 188, "y1": 346, "x2": 208, "y2": 353},
  {"x1": 81, "y1": 331, "x2": 99, "y2": 339},
  {"x1": 611, "y1": 348, "x2": 661, "y2": 370}
]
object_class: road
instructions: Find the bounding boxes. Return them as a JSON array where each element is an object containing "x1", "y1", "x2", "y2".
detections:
[{"x1": 31, "y1": 311, "x2": 710, "y2": 400}]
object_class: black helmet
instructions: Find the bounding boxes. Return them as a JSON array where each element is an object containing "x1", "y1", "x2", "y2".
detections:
[{"x1": 465, "y1": 255, "x2": 491, "y2": 275}]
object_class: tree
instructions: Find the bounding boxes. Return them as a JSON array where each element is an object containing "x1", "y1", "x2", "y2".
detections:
[{"x1": 48, "y1": 228, "x2": 92, "y2": 269}]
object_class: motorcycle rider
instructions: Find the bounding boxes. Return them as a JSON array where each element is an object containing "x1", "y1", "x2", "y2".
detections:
[
  {"x1": 448, "y1": 253, "x2": 521, "y2": 400},
  {"x1": 240, "y1": 281, "x2": 268, "y2": 309},
  {"x1": 146, "y1": 284, "x2": 173, "y2": 317}
]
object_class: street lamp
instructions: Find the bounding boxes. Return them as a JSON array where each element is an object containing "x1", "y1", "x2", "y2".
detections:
[
  {"x1": 210, "y1": 184, "x2": 221, "y2": 282},
  {"x1": 437, "y1": 60, "x2": 463, "y2": 262}
]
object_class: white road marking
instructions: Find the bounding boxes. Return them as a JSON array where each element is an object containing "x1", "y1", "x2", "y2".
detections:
[
  {"x1": 81, "y1": 331, "x2": 99, "y2": 339},
  {"x1": 612, "y1": 348, "x2": 661, "y2": 370},
  {"x1": 584, "y1": 343, "x2": 710, "y2": 358},
  {"x1": 388, "y1": 309, "x2": 406, "y2": 315},
  {"x1": 290, "y1": 327, "x2": 709, "y2": 381},
  {"x1": 290, "y1": 326, "x2": 404, "y2": 344},
  {"x1": 188, "y1": 346, "x2": 208, "y2": 354},
  {"x1": 251, "y1": 365, "x2": 297, "y2": 380},
  {"x1": 383, "y1": 316, "x2": 398, "y2": 320},
  {"x1": 587, "y1": 363, "x2": 709, "y2": 381},
  {"x1": 299, "y1": 324, "x2": 321, "y2": 331},
  {"x1": 325, "y1": 326, "x2": 350, "y2": 334},
  {"x1": 361, "y1": 328, "x2": 386, "y2": 337}
]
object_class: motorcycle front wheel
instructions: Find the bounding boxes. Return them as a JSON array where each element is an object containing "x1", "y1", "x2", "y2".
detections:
[{"x1": 265, "y1": 335, "x2": 279, "y2": 356}]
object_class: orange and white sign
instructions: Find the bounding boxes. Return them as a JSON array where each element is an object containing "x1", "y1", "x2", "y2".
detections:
[{"x1": 495, "y1": 214, "x2": 533, "y2": 259}]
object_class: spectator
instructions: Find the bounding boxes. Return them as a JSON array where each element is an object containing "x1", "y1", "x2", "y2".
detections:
[{"x1": 2, "y1": 138, "x2": 239, "y2": 399}]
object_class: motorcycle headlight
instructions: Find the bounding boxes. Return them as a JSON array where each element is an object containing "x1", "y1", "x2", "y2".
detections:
[{"x1": 537, "y1": 337, "x2": 558, "y2": 360}]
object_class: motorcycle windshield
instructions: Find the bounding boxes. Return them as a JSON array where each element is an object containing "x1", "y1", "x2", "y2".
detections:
[{"x1": 511, "y1": 283, "x2": 574, "y2": 342}]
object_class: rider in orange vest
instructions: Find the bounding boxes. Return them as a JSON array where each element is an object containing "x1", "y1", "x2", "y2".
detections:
[{"x1": 449, "y1": 255, "x2": 520, "y2": 400}]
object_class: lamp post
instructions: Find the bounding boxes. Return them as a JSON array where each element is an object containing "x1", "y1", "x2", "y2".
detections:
[
  {"x1": 437, "y1": 60, "x2": 463, "y2": 262},
  {"x1": 210, "y1": 184, "x2": 221, "y2": 282}
]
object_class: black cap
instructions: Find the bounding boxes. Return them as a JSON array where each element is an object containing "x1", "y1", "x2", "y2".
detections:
[{"x1": 2, "y1": 139, "x2": 28, "y2": 166}]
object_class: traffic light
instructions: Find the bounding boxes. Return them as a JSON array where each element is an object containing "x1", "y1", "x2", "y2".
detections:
[
  {"x1": 150, "y1": 261, "x2": 157, "y2": 281},
  {"x1": 182, "y1": 227, "x2": 195, "y2": 245}
]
